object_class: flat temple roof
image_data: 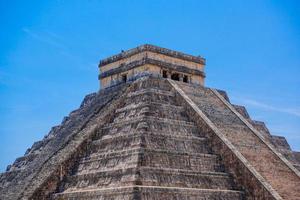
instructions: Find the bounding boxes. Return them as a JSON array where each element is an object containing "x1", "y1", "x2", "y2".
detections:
[{"x1": 99, "y1": 44, "x2": 206, "y2": 67}]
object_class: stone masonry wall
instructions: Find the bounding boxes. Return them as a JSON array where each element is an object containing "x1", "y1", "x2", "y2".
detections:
[
  {"x1": 172, "y1": 81, "x2": 300, "y2": 200},
  {"x1": 169, "y1": 80, "x2": 278, "y2": 200},
  {"x1": 0, "y1": 83, "x2": 130, "y2": 200}
]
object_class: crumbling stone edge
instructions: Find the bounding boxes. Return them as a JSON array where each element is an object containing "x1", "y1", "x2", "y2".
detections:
[
  {"x1": 18, "y1": 84, "x2": 133, "y2": 199},
  {"x1": 211, "y1": 88, "x2": 300, "y2": 178},
  {"x1": 168, "y1": 79, "x2": 282, "y2": 200},
  {"x1": 99, "y1": 44, "x2": 205, "y2": 67}
]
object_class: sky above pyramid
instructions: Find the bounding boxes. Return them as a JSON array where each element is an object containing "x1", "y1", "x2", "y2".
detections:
[{"x1": 0, "y1": 0, "x2": 299, "y2": 172}]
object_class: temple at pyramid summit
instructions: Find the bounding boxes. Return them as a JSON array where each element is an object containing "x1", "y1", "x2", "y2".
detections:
[{"x1": 1, "y1": 44, "x2": 300, "y2": 200}]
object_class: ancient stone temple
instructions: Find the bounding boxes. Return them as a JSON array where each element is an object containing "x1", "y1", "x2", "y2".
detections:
[{"x1": 1, "y1": 44, "x2": 300, "y2": 200}]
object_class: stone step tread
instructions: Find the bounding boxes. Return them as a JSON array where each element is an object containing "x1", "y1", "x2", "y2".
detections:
[
  {"x1": 102, "y1": 116, "x2": 196, "y2": 129},
  {"x1": 112, "y1": 114, "x2": 190, "y2": 124},
  {"x1": 178, "y1": 89, "x2": 208, "y2": 97},
  {"x1": 76, "y1": 148, "x2": 223, "y2": 176},
  {"x1": 63, "y1": 168, "x2": 236, "y2": 193},
  {"x1": 73, "y1": 168, "x2": 228, "y2": 179},
  {"x1": 127, "y1": 88, "x2": 175, "y2": 97},
  {"x1": 100, "y1": 127, "x2": 201, "y2": 139},
  {"x1": 100, "y1": 131, "x2": 205, "y2": 141},
  {"x1": 81, "y1": 147, "x2": 219, "y2": 164},
  {"x1": 92, "y1": 132, "x2": 207, "y2": 144},
  {"x1": 88, "y1": 139, "x2": 210, "y2": 155},
  {"x1": 53, "y1": 185, "x2": 244, "y2": 198},
  {"x1": 70, "y1": 167, "x2": 230, "y2": 178},
  {"x1": 88, "y1": 138, "x2": 212, "y2": 155},
  {"x1": 115, "y1": 102, "x2": 184, "y2": 113},
  {"x1": 84, "y1": 147, "x2": 219, "y2": 158}
]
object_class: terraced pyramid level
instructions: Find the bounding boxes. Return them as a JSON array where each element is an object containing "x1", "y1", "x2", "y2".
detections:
[
  {"x1": 1, "y1": 45, "x2": 300, "y2": 200},
  {"x1": 51, "y1": 79, "x2": 244, "y2": 200}
]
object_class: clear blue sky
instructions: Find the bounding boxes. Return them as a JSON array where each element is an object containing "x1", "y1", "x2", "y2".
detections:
[{"x1": 0, "y1": 0, "x2": 299, "y2": 172}]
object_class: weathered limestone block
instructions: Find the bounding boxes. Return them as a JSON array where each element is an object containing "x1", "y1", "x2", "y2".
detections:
[
  {"x1": 251, "y1": 120, "x2": 272, "y2": 137},
  {"x1": 233, "y1": 105, "x2": 251, "y2": 120},
  {"x1": 271, "y1": 135, "x2": 292, "y2": 151},
  {"x1": 140, "y1": 149, "x2": 223, "y2": 172}
]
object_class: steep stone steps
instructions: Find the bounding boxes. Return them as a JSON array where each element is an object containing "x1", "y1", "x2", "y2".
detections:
[
  {"x1": 53, "y1": 186, "x2": 244, "y2": 200},
  {"x1": 139, "y1": 148, "x2": 224, "y2": 172},
  {"x1": 96, "y1": 117, "x2": 202, "y2": 140},
  {"x1": 76, "y1": 149, "x2": 140, "y2": 175},
  {"x1": 89, "y1": 133, "x2": 143, "y2": 153},
  {"x1": 116, "y1": 102, "x2": 183, "y2": 113},
  {"x1": 59, "y1": 167, "x2": 236, "y2": 193},
  {"x1": 129, "y1": 78, "x2": 173, "y2": 92},
  {"x1": 76, "y1": 147, "x2": 223, "y2": 175},
  {"x1": 136, "y1": 186, "x2": 244, "y2": 200},
  {"x1": 59, "y1": 168, "x2": 136, "y2": 193},
  {"x1": 53, "y1": 187, "x2": 137, "y2": 200},
  {"x1": 102, "y1": 116, "x2": 196, "y2": 129},
  {"x1": 113, "y1": 103, "x2": 189, "y2": 123},
  {"x1": 50, "y1": 78, "x2": 245, "y2": 199},
  {"x1": 88, "y1": 132, "x2": 210, "y2": 155},
  {"x1": 137, "y1": 167, "x2": 236, "y2": 189},
  {"x1": 176, "y1": 81, "x2": 300, "y2": 199},
  {"x1": 127, "y1": 88, "x2": 174, "y2": 97},
  {"x1": 0, "y1": 83, "x2": 131, "y2": 200},
  {"x1": 125, "y1": 88, "x2": 179, "y2": 106},
  {"x1": 100, "y1": 131, "x2": 203, "y2": 141}
]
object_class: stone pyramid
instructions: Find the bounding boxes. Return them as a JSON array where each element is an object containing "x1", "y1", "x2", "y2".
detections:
[{"x1": 1, "y1": 45, "x2": 300, "y2": 200}]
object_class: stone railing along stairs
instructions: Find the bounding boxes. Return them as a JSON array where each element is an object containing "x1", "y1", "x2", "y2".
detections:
[{"x1": 169, "y1": 80, "x2": 300, "y2": 200}]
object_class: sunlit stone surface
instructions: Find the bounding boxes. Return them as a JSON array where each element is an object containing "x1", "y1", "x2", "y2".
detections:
[{"x1": 1, "y1": 45, "x2": 300, "y2": 200}]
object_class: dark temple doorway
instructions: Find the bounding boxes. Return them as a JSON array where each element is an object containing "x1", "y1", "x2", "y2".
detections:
[
  {"x1": 122, "y1": 74, "x2": 127, "y2": 82},
  {"x1": 162, "y1": 70, "x2": 168, "y2": 78},
  {"x1": 171, "y1": 73, "x2": 180, "y2": 81}
]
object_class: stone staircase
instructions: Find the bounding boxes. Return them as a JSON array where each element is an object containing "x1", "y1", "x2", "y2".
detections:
[
  {"x1": 52, "y1": 78, "x2": 244, "y2": 200},
  {"x1": 0, "y1": 83, "x2": 129, "y2": 200},
  {"x1": 175, "y1": 81, "x2": 300, "y2": 200}
]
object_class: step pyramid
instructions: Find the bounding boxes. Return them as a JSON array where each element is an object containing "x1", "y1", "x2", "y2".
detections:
[
  {"x1": 51, "y1": 78, "x2": 244, "y2": 200},
  {"x1": 1, "y1": 45, "x2": 300, "y2": 200}
]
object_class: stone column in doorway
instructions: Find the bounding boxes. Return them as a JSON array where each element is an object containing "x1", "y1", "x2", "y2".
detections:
[
  {"x1": 167, "y1": 71, "x2": 171, "y2": 79},
  {"x1": 179, "y1": 74, "x2": 183, "y2": 82}
]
